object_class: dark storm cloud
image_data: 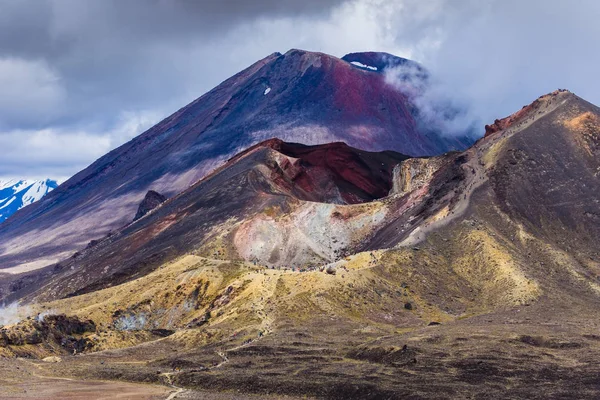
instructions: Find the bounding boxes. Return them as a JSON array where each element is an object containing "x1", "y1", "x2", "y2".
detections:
[
  {"x1": 0, "y1": 0, "x2": 346, "y2": 130},
  {"x1": 0, "y1": 0, "x2": 345, "y2": 56},
  {"x1": 0, "y1": 0, "x2": 347, "y2": 179}
]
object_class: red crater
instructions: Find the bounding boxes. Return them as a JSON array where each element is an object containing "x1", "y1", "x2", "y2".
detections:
[{"x1": 243, "y1": 139, "x2": 410, "y2": 204}]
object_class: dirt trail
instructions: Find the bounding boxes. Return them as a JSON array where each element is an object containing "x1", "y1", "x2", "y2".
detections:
[
  {"x1": 0, "y1": 359, "x2": 170, "y2": 400},
  {"x1": 214, "y1": 329, "x2": 270, "y2": 370},
  {"x1": 399, "y1": 92, "x2": 568, "y2": 248},
  {"x1": 157, "y1": 323, "x2": 271, "y2": 398},
  {"x1": 160, "y1": 372, "x2": 185, "y2": 400}
]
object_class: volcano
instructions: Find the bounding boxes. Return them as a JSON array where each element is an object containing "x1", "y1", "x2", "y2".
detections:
[
  {"x1": 3, "y1": 89, "x2": 600, "y2": 399},
  {"x1": 0, "y1": 49, "x2": 473, "y2": 274},
  {"x1": 4, "y1": 45, "x2": 600, "y2": 398}
]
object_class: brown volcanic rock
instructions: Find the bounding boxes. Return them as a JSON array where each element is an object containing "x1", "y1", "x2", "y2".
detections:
[
  {"x1": 484, "y1": 89, "x2": 570, "y2": 137},
  {"x1": 4, "y1": 90, "x2": 600, "y2": 399},
  {"x1": 234, "y1": 138, "x2": 409, "y2": 203},
  {"x1": 13, "y1": 90, "x2": 600, "y2": 304},
  {"x1": 9, "y1": 141, "x2": 408, "y2": 301},
  {"x1": 9, "y1": 90, "x2": 600, "y2": 306},
  {"x1": 485, "y1": 91, "x2": 600, "y2": 259},
  {"x1": 133, "y1": 190, "x2": 167, "y2": 221},
  {"x1": 0, "y1": 314, "x2": 95, "y2": 357}
]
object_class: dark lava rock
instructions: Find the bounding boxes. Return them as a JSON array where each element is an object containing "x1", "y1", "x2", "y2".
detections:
[
  {"x1": 150, "y1": 329, "x2": 175, "y2": 337},
  {"x1": 134, "y1": 190, "x2": 167, "y2": 221},
  {"x1": 346, "y1": 344, "x2": 418, "y2": 366}
]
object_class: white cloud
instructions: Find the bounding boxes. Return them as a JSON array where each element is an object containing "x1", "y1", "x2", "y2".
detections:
[
  {"x1": 0, "y1": 129, "x2": 110, "y2": 181},
  {"x1": 0, "y1": 110, "x2": 161, "y2": 181},
  {"x1": 106, "y1": 110, "x2": 163, "y2": 149}
]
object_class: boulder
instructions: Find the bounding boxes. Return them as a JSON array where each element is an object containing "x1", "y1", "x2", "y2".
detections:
[{"x1": 133, "y1": 190, "x2": 167, "y2": 221}]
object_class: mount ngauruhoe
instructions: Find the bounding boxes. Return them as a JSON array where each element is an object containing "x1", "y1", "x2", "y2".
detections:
[
  {"x1": 1, "y1": 50, "x2": 600, "y2": 400},
  {"x1": 0, "y1": 50, "x2": 472, "y2": 273}
]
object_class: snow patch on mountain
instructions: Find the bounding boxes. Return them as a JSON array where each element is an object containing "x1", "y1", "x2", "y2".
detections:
[
  {"x1": 350, "y1": 61, "x2": 378, "y2": 71},
  {"x1": 0, "y1": 179, "x2": 58, "y2": 223}
]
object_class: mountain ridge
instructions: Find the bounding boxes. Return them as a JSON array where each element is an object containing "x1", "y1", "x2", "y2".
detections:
[
  {"x1": 4, "y1": 89, "x2": 590, "y2": 300},
  {"x1": 2, "y1": 89, "x2": 600, "y2": 399}
]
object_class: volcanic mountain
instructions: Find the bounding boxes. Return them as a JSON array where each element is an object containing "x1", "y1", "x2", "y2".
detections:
[
  {"x1": 0, "y1": 49, "x2": 473, "y2": 274},
  {"x1": 3, "y1": 140, "x2": 409, "y2": 301},
  {"x1": 2, "y1": 88, "x2": 600, "y2": 399},
  {"x1": 3, "y1": 90, "x2": 600, "y2": 399}
]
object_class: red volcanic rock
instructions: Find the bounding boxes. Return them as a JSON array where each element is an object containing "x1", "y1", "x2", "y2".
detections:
[
  {"x1": 484, "y1": 108, "x2": 531, "y2": 137},
  {"x1": 15, "y1": 90, "x2": 600, "y2": 303},
  {"x1": 17, "y1": 139, "x2": 411, "y2": 300},
  {"x1": 235, "y1": 138, "x2": 409, "y2": 204},
  {"x1": 484, "y1": 102, "x2": 537, "y2": 137},
  {"x1": 485, "y1": 89, "x2": 571, "y2": 137}
]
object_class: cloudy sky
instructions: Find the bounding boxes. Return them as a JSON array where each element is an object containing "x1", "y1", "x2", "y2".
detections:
[{"x1": 1, "y1": 0, "x2": 599, "y2": 181}]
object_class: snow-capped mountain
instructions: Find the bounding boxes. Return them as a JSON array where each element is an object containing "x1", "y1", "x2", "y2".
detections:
[{"x1": 0, "y1": 179, "x2": 58, "y2": 223}]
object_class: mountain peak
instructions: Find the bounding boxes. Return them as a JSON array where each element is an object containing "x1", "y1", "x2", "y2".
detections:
[
  {"x1": 0, "y1": 179, "x2": 58, "y2": 223},
  {"x1": 283, "y1": 48, "x2": 329, "y2": 57},
  {"x1": 342, "y1": 51, "x2": 425, "y2": 74},
  {"x1": 0, "y1": 49, "x2": 474, "y2": 272}
]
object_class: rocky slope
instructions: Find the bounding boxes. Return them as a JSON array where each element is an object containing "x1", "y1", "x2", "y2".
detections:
[
  {"x1": 133, "y1": 190, "x2": 167, "y2": 221},
  {"x1": 0, "y1": 50, "x2": 474, "y2": 274},
  {"x1": 2, "y1": 90, "x2": 600, "y2": 398},
  {"x1": 13, "y1": 89, "x2": 598, "y2": 299},
  {"x1": 2, "y1": 140, "x2": 409, "y2": 302}
]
